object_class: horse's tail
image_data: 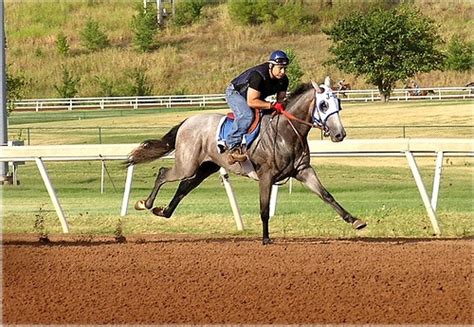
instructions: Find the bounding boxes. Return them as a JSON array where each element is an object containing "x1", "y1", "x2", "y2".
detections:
[{"x1": 126, "y1": 120, "x2": 185, "y2": 166}]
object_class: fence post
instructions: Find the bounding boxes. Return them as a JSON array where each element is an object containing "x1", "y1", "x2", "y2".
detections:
[{"x1": 98, "y1": 127, "x2": 102, "y2": 144}]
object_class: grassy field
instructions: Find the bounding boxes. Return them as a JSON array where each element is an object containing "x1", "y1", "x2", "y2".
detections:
[
  {"x1": 8, "y1": 100, "x2": 474, "y2": 144},
  {"x1": 2, "y1": 159, "x2": 472, "y2": 238},
  {"x1": 5, "y1": 1, "x2": 473, "y2": 98},
  {"x1": 3, "y1": 101, "x2": 473, "y2": 239}
]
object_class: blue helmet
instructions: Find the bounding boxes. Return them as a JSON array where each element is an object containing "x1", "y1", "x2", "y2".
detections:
[{"x1": 268, "y1": 50, "x2": 290, "y2": 66}]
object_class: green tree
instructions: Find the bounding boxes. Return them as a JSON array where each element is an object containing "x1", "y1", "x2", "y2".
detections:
[
  {"x1": 285, "y1": 48, "x2": 304, "y2": 92},
  {"x1": 323, "y1": 6, "x2": 444, "y2": 101},
  {"x1": 55, "y1": 32, "x2": 70, "y2": 57},
  {"x1": 6, "y1": 70, "x2": 27, "y2": 115},
  {"x1": 94, "y1": 76, "x2": 117, "y2": 97},
  {"x1": 172, "y1": 0, "x2": 206, "y2": 27},
  {"x1": 444, "y1": 35, "x2": 473, "y2": 72},
  {"x1": 131, "y1": 4, "x2": 158, "y2": 52},
  {"x1": 125, "y1": 68, "x2": 153, "y2": 96},
  {"x1": 80, "y1": 18, "x2": 110, "y2": 51},
  {"x1": 54, "y1": 65, "x2": 80, "y2": 98},
  {"x1": 228, "y1": 0, "x2": 276, "y2": 25}
]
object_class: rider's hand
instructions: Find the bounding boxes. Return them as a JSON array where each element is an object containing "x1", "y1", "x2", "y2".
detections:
[{"x1": 272, "y1": 102, "x2": 285, "y2": 113}]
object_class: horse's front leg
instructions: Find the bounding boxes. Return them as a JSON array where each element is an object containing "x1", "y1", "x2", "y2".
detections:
[
  {"x1": 295, "y1": 166, "x2": 366, "y2": 229},
  {"x1": 259, "y1": 175, "x2": 273, "y2": 245}
]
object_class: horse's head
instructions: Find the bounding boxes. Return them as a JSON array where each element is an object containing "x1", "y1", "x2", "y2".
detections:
[{"x1": 311, "y1": 80, "x2": 346, "y2": 142}]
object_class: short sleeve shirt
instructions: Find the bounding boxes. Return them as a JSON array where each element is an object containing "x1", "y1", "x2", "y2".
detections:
[{"x1": 248, "y1": 69, "x2": 289, "y2": 100}]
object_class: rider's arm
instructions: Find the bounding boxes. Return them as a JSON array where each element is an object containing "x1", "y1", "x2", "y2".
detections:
[{"x1": 247, "y1": 87, "x2": 273, "y2": 109}]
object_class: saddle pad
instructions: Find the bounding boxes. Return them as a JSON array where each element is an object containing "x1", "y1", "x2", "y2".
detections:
[{"x1": 216, "y1": 116, "x2": 261, "y2": 154}]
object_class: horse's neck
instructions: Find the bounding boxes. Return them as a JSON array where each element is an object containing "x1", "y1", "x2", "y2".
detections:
[{"x1": 283, "y1": 91, "x2": 313, "y2": 136}]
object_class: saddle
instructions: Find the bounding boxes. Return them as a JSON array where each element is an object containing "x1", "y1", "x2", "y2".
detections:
[
  {"x1": 225, "y1": 110, "x2": 261, "y2": 135},
  {"x1": 216, "y1": 110, "x2": 267, "y2": 154}
]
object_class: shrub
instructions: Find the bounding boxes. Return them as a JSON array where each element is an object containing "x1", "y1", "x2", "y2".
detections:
[
  {"x1": 131, "y1": 4, "x2": 158, "y2": 52},
  {"x1": 80, "y1": 18, "x2": 109, "y2": 51},
  {"x1": 6, "y1": 69, "x2": 27, "y2": 115},
  {"x1": 54, "y1": 65, "x2": 80, "y2": 98},
  {"x1": 56, "y1": 32, "x2": 70, "y2": 56},
  {"x1": 285, "y1": 48, "x2": 304, "y2": 92},
  {"x1": 273, "y1": 2, "x2": 317, "y2": 35},
  {"x1": 94, "y1": 76, "x2": 117, "y2": 97},
  {"x1": 125, "y1": 68, "x2": 153, "y2": 96},
  {"x1": 444, "y1": 35, "x2": 473, "y2": 72},
  {"x1": 172, "y1": 0, "x2": 207, "y2": 27},
  {"x1": 228, "y1": 0, "x2": 276, "y2": 25}
]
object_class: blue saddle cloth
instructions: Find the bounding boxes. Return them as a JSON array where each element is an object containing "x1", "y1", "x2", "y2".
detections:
[{"x1": 216, "y1": 115, "x2": 261, "y2": 153}]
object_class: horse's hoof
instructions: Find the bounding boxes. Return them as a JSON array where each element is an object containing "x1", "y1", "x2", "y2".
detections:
[
  {"x1": 262, "y1": 238, "x2": 273, "y2": 245},
  {"x1": 151, "y1": 207, "x2": 170, "y2": 218},
  {"x1": 352, "y1": 219, "x2": 367, "y2": 230},
  {"x1": 134, "y1": 200, "x2": 147, "y2": 211}
]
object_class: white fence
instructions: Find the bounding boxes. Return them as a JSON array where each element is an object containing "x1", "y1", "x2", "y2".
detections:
[
  {"x1": 13, "y1": 86, "x2": 473, "y2": 112},
  {"x1": 1, "y1": 139, "x2": 473, "y2": 236}
]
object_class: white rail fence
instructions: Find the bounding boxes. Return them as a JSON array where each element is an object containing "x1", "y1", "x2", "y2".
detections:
[
  {"x1": 13, "y1": 86, "x2": 474, "y2": 112},
  {"x1": 1, "y1": 139, "x2": 472, "y2": 236}
]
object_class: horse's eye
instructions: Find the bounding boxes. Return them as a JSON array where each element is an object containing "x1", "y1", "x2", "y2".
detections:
[{"x1": 319, "y1": 101, "x2": 328, "y2": 112}]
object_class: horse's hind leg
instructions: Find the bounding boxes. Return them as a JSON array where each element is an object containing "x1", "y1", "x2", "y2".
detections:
[
  {"x1": 135, "y1": 167, "x2": 171, "y2": 210},
  {"x1": 152, "y1": 161, "x2": 220, "y2": 218},
  {"x1": 295, "y1": 166, "x2": 366, "y2": 229},
  {"x1": 136, "y1": 162, "x2": 197, "y2": 210}
]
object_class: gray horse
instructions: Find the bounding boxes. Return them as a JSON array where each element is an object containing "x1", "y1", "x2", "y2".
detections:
[{"x1": 127, "y1": 80, "x2": 366, "y2": 244}]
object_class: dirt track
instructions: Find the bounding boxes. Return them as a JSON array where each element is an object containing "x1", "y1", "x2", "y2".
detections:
[{"x1": 2, "y1": 234, "x2": 473, "y2": 325}]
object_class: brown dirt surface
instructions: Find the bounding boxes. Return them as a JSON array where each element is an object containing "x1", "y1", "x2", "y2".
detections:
[{"x1": 2, "y1": 234, "x2": 473, "y2": 325}]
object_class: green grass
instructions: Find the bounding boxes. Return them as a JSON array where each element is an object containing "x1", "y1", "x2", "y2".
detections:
[
  {"x1": 2, "y1": 159, "x2": 472, "y2": 238},
  {"x1": 5, "y1": 1, "x2": 473, "y2": 98},
  {"x1": 3, "y1": 101, "x2": 473, "y2": 239}
]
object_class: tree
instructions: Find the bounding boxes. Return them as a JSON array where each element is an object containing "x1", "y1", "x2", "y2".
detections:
[
  {"x1": 55, "y1": 32, "x2": 70, "y2": 57},
  {"x1": 80, "y1": 18, "x2": 109, "y2": 51},
  {"x1": 125, "y1": 68, "x2": 153, "y2": 96},
  {"x1": 54, "y1": 65, "x2": 80, "y2": 98},
  {"x1": 323, "y1": 6, "x2": 444, "y2": 101},
  {"x1": 6, "y1": 70, "x2": 27, "y2": 115},
  {"x1": 444, "y1": 34, "x2": 473, "y2": 72},
  {"x1": 131, "y1": 4, "x2": 158, "y2": 52},
  {"x1": 172, "y1": 0, "x2": 206, "y2": 27},
  {"x1": 285, "y1": 48, "x2": 304, "y2": 92}
]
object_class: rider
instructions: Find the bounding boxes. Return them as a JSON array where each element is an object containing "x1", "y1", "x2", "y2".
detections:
[{"x1": 225, "y1": 50, "x2": 290, "y2": 164}]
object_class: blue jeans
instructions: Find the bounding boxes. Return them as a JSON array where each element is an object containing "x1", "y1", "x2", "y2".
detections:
[{"x1": 225, "y1": 84, "x2": 254, "y2": 149}]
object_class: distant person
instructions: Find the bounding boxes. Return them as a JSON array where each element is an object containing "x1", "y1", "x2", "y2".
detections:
[{"x1": 225, "y1": 50, "x2": 290, "y2": 164}]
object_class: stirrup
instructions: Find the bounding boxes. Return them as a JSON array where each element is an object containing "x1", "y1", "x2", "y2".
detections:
[{"x1": 227, "y1": 147, "x2": 247, "y2": 164}]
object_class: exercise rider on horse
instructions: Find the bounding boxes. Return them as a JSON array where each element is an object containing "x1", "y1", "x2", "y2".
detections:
[{"x1": 225, "y1": 50, "x2": 290, "y2": 164}]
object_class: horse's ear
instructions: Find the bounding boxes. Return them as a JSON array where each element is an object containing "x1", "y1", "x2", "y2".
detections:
[
  {"x1": 324, "y1": 76, "x2": 331, "y2": 88},
  {"x1": 311, "y1": 80, "x2": 323, "y2": 93}
]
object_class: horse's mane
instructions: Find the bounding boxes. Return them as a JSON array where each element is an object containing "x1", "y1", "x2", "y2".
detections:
[{"x1": 287, "y1": 83, "x2": 312, "y2": 104}]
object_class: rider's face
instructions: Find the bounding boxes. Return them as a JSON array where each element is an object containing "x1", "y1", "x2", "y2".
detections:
[{"x1": 271, "y1": 64, "x2": 287, "y2": 79}]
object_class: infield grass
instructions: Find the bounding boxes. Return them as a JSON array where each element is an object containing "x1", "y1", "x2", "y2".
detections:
[
  {"x1": 3, "y1": 100, "x2": 473, "y2": 239},
  {"x1": 2, "y1": 158, "x2": 472, "y2": 239}
]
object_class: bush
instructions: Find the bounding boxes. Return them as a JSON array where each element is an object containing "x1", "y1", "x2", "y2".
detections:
[
  {"x1": 80, "y1": 18, "x2": 109, "y2": 51},
  {"x1": 228, "y1": 0, "x2": 276, "y2": 25},
  {"x1": 444, "y1": 35, "x2": 473, "y2": 72},
  {"x1": 228, "y1": 0, "x2": 316, "y2": 33},
  {"x1": 131, "y1": 4, "x2": 158, "y2": 52},
  {"x1": 54, "y1": 65, "x2": 80, "y2": 98},
  {"x1": 94, "y1": 76, "x2": 117, "y2": 97},
  {"x1": 285, "y1": 48, "x2": 304, "y2": 92},
  {"x1": 273, "y1": 2, "x2": 317, "y2": 35},
  {"x1": 172, "y1": 0, "x2": 207, "y2": 27},
  {"x1": 55, "y1": 32, "x2": 70, "y2": 56},
  {"x1": 6, "y1": 69, "x2": 27, "y2": 115},
  {"x1": 124, "y1": 68, "x2": 153, "y2": 96}
]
